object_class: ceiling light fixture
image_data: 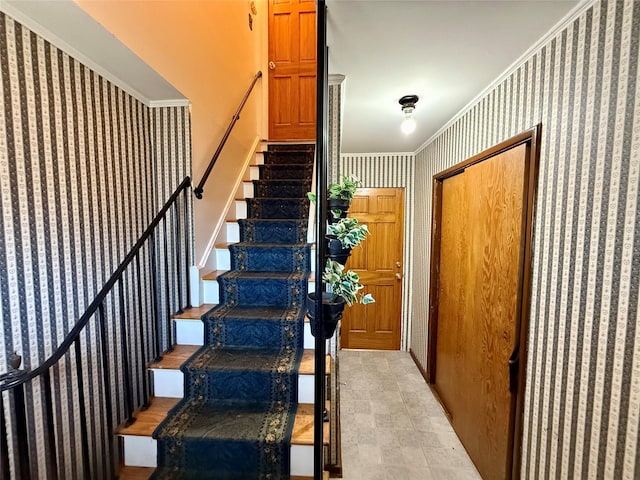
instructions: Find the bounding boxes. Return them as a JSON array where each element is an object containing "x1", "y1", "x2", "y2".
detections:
[{"x1": 399, "y1": 94, "x2": 419, "y2": 135}]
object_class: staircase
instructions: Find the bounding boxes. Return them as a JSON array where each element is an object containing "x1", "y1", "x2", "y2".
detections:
[{"x1": 117, "y1": 144, "x2": 328, "y2": 479}]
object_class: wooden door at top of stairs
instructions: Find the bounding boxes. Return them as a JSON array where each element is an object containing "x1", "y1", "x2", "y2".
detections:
[
  {"x1": 431, "y1": 140, "x2": 534, "y2": 480},
  {"x1": 340, "y1": 188, "x2": 404, "y2": 350},
  {"x1": 268, "y1": 0, "x2": 316, "y2": 141}
]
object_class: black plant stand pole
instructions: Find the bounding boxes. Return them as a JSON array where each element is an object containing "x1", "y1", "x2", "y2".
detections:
[{"x1": 314, "y1": 2, "x2": 328, "y2": 479}]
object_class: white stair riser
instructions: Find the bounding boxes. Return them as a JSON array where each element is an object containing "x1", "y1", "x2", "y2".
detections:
[
  {"x1": 174, "y1": 318, "x2": 315, "y2": 350},
  {"x1": 121, "y1": 436, "x2": 313, "y2": 472},
  {"x1": 175, "y1": 319, "x2": 205, "y2": 345},
  {"x1": 291, "y1": 445, "x2": 314, "y2": 476},
  {"x1": 151, "y1": 370, "x2": 183, "y2": 398},
  {"x1": 303, "y1": 322, "x2": 314, "y2": 349},
  {"x1": 174, "y1": 308, "x2": 316, "y2": 350},
  {"x1": 298, "y1": 376, "x2": 314, "y2": 404},
  {"x1": 215, "y1": 247, "x2": 315, "y2": 273},
  {"x1": 202, "y1": 280, "x2": 219, "y2": 304},
  {"x1": 151, "y1": 369, "x2": 315, "y2": 403},
  {"x1": 248, "y1": 165, "x2": 260, "y2": 180},
  {"x1": 234, "y1": 201, "x2": 247, "y2": 220},
  {"x1": 235, "y1": 181, "x2": 254, "y2": 200},
  {"x1": 122, "y1": 436, "x2": 157, "y2": 468},
  {"x1": 215, "y1": 249, "x2": 230, "y2": 271},
  {"x1": 226, "y1": 222, "x2": 240, "y2": 243}
]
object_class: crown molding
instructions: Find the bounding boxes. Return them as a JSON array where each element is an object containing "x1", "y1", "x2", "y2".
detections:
[
  {"x1": 149, "y1": 99, "x2": 191, "y2": 108},
  {"x1": 328, "y1": 74, "x2": 346, "y2": 85}
]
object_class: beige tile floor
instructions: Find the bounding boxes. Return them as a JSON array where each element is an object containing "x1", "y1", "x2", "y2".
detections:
[{"x1": 338, "y1": 350, "x2": 482, "y2": 480}]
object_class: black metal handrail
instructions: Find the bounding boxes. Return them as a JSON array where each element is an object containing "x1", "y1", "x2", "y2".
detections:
[
  {"x1": 0, "y1": 176, "x2": 193, "y2": 479},
  {"x1": 194, "y1": 71, "x2": 263, "y2": 199}
]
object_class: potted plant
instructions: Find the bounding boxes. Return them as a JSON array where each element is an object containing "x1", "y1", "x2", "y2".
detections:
[
  {"x1": 307, "y1": 174, "x2": 362, "y2": 223},
  {"x1": 326, "y1": 217, "x2": 370, "y2": 265},
  {"x1": 307, "y1": 259, "x2": 375, "y2": 339}
]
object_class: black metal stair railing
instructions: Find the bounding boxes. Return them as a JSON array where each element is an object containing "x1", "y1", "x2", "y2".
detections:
[{"x1": 0, "y1": 176, "x2": 193, "y2": 480}]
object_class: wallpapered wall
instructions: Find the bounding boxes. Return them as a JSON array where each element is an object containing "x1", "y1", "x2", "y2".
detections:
[
  {"x1": 412, "y1": 1, "x2": 639, "y2": 478},
  {"x1": 336, "y1": 154, "x2": 415, "y2": 350},
  {"x1": 0, "y1": 12, "x2": 191, "y2": 478}
]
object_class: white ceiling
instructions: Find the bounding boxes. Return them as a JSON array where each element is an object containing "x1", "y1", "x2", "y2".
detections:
[
  {"x1": 327, "y1": 0, "x2": 580, "y2": 153},
  {"x1": 2, "y1": 0, "x2": 579, "y2": 150}
]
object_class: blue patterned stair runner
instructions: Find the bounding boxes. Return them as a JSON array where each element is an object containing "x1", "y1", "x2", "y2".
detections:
[{"x1": 151, "y1": 145, "x2": 314, "y2": 480}]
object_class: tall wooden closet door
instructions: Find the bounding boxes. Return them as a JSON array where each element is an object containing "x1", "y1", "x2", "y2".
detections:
[{"x1": 435, "y1": 144, "x2": 527, "y2": 480}]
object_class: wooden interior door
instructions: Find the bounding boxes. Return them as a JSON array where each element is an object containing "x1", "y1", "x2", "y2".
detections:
[
  {"x1": 434, "y1": 143, "x2": 528, "y2": 480},
  {"x1": 340, "y1": 188, "x2": 404, "y2": 350},
  {"x1": 268, "y1": 0, "x2": 316, "y2": 140}
]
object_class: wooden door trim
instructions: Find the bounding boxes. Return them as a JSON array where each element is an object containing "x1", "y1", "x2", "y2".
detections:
[{"x1": 426, "y1": 124, "x2": 541, "y2": 480}]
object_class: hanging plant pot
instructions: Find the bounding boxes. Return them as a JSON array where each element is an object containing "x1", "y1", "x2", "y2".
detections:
[
  {"x1": 306, "y1": 292, "x2": 346, "y2": 340},
  {"x1": 327, "y1": 198, "x2": 349, "y2": 224},
  {"x1": 325, "y1": 236, "x2": 351, "y2": 265}
]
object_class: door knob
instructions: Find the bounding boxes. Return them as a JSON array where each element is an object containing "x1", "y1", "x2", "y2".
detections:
[
  {"x1": 395, "y1": 273, "x2": 402, "y2": 280},
  {"x1": 396, "y1": 261, "x2": 401, "y2": 268},
  {"x1": 269, "y1": 61, "x2": 276, "y2": 70}
]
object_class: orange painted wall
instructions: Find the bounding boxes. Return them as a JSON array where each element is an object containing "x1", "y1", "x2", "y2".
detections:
[{"x1": 77, "y1": 0, "x2": 266, "y2": 270}]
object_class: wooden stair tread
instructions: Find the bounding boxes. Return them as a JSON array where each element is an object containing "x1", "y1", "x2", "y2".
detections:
[
  {"x1": 117, "y1": 466, "x2": 154, "y2": 480},
  {"x1": 117, "y1": 467, "x2": 329, "y2": 479},
  {"x1": 171, "y1": 304, "x2": 214, "y2": 319},
  {"x1": 116, "y1": 397, "x2": 328, "y2": 446},
  {"x1": 117, "y1": 466, "x2": 330, "y2": 479},
  {"x1": 205, "y1": 270, "x2": 315, "y2": 281},
  {"x1": 291, "y1": 474, "x2": 330, "y2": 480},
  {"x1": 148, "y1": 345, "x2": 199, "y2": 370},
  {"x1": 149, "y1": 347, "x2": 326, "y2": 375},
  {"x1": 292, "y1": 403, "x2": 330, "y2": 446},
  {"x1": 202, "y1": 270, "x2": 227, "y2": 281},
  {"x1": 215, "y1": 243, "x2": 316, "y2": 250},
  {"x1": 116, "y1": 397, "x2": 179, "y2": 436},
  {"x1": 299, "y1": 350, "x2": 331, "y2": 375}
]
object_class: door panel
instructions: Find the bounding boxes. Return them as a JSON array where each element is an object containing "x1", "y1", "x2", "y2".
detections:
[
  {"x1": 268, "y1": 0, "x2": 316, "y2": 140},
  {"x1": 299, "y1": 11, "x2": 316, "y2": 60},
  {"x1": 341, "y1": 188, "x2": 404, "y2": 350},
  {"x1": 435, "y1": 144, "x2": 527, "y2": 480},
  {"x1": 435, "y1": 172, "x2": 469, "y2": 416},
  {"x1": 298, "y1": 75, "x2": 316, "y2": 124}
]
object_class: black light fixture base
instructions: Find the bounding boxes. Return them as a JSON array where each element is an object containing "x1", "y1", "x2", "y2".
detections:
[{"x1": 399, "y1": 94, "x2": 419, "y2": 108}]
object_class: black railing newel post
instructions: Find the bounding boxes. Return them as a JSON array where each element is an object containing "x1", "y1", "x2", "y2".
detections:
[
  {"x1": 98, "y1": 303, "x2": 115, "y2": 479},
  {"x1": 150, "y1": 229, "x2": 163, "y2": 363},
  {"x1": 135, "y1": 255, "x2": 150, "y2": 410},
  {"x1": 73, "y1": 339, "x2": 91, "y2": 479},
  {"x1": 0, "y1": 392, "x2": 10, "y2": 480},
  {"x1": 42, "y1": 371, "x2": 59, "y2": 480},
  {"x1": 119, "y1": 280, "x2": 136, "y2": 427},
  {"x1": 174, "y1": 201, "x2": 184, "y2": 315},
  {"x1": 184, "y1": 187, "x2": 192, "y2": 310},
  {"x1": 163, "y1": 217, "x2": 174, "y2": 353},
  {"x1": 0, "y1": 354, "x2": 33, "y2": 480}
]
